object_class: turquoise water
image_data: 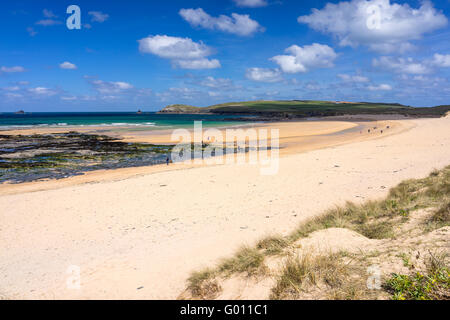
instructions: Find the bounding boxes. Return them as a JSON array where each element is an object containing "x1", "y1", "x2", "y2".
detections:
[{"x1": 0, "y1": 112, "x2": 251, "y2": 130}]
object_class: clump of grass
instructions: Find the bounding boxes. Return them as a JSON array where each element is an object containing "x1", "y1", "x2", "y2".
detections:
[
  {"x1": 270, "y1": 252, "x2": 350, "y2": 300},
  {"x1": 385, "y1": 252, "x2": 449, "y2": 300},
  {"x1": 356, "y1": 220, "x2": 395, "y2": 239},
  {"x1": 186, "y1": 269, "x2": 221, "y2": 299},
  {"x1": 218, "y1": 246, "x2": 266, "y2": 276},
  {"x1": 289, "y1": 166, "x2": 450, "y2": 242},
  {"x1": 424, "y1": 200, "x2": 450, "y2": 232},
  {"x1": 288, "y1": 201, "x2": 396, "y2": 241},
  {"x1": 256, "y1": 235, "x2": 289, "y2": 256}
]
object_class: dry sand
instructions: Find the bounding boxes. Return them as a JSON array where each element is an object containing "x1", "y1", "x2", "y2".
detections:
[{"x1": 0, "y1": 116, "x2": 449, "y2": 299}]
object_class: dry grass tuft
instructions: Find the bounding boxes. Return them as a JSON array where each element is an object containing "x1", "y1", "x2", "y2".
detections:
[
  {"x1": 186, "y1": 269, "x2": 221, "y2": 299},
  {"x1": 218, "y1": 246, "x2": 267, "y2": 276},
  {"x1": 256, "y1": 235, "x2": 289, "y2": 256},
  {"x1": 270, "y1": 252, "x2": 350, "y2": 299},
  {"x1": 425, "y1": 200, "x2": 450, "y2": 232}
]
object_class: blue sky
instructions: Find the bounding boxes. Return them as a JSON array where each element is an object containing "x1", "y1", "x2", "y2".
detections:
[{"x1": 0, "y1": 0, "x2": 449, "y2": 112}]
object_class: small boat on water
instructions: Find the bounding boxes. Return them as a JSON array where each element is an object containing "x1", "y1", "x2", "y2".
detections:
[
  {"x1": 15, "y1": 110, "x2": 25, "y2": 114},
  {"x1": 137, "y1": 109, "x2": 143, "y2": 114}
]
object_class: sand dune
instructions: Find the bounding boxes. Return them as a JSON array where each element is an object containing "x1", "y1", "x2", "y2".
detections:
[{"x1": 0, "y1": 117, "x2": 449, "y2": 299}]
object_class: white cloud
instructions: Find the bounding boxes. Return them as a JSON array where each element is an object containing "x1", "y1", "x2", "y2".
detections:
[
  {"x1": 61, "y1": 96, "x2": 77, "y2": 101},
  {"x1": 179, "y1": 8, "x2": 264, "y2": 36},
  {"x1": 1, "y1": 66, "x2": 26, "y2": 73},
  {"x1": 298, "y1": 0, "x2": 448, "y2": 53},
  {"x1": 271, "y1": 43, "x2": 337, "y2": 73},
  {"x1": 28, "y1": 87, "x2": 57, "y2": 96},
  {"x1": 88, "y1": 11, "x2": 109, "y2": 23},
  {"x1": 372, "y1": 56, "x2": 431, "y2": 74},
  {"x1": 138, "y1": 35, "x2": 220, "y2": 69},
  {"x1": 90, "y1": 80, "x2": 134, "y2": 94},
  {"x1": 305, "y1": 81, "x2": 321, "y2": 90},
  {"x1": 338, "y1": 74, "x2": 369, "y2": 83},
  {"x1": 233, "y1": 0, "x2": 268, "y2": 8},
  {"x1": 59, "y1": 62, "x2": 77, "y2": 70},
  {"x1": 246, "y1": 68, "x2": 283, "y2": 82},
  {"x1": 199, "y1": 76, "x2": 234, "y2": 89},
  {"x1": 43, "y1": 9, "x2": 57, "y2": 18},
  {"x1": 368, "y1": 84, "x2": 392, "y2": 91},
  {"x1": 36, "y1": 19, "x2": 62, "y2": 26},
  {"x1": 174, "y1": 58, "x2": 221, "y2": 69},
  {"x1": 432, "y1": 54, "x2": 450, "y2": 67},
  {"x1": 157, "y1": 87, "x2": 201, "y2": 101}
]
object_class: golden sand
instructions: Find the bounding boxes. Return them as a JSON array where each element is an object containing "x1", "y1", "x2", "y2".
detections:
[{"x1": 1, "y1": 116, "x2": 449, "y2": 299}]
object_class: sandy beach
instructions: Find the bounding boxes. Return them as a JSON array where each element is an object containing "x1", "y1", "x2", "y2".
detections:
[{"x1": 0, "y1": 116, "x2": 449, "y2": 299}]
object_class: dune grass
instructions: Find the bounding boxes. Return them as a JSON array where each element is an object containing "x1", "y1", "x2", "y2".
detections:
[
  {"x1": 186, "y1": 269, "x2": 221, "y2": 300},
  {"x1": 289, "y1": 165, "x2": 450, "y2": 242},
  {"x1": 270, "y1": 252, "x2": 351, "y2": 299},
  {"x1": 425, "y1": 200, "x2": 450, "y2": 232},
  {"x1": 217, "y1": 246, "x2": 267, "y2": 277},
  {"x1": 184, "y1": 166, "x2": 449, "y2": 299},
  {"x1": 256, "y1": 236, "x2": 289, "y2": 256}
]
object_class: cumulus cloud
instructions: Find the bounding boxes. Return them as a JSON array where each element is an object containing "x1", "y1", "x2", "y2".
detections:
[
  {"x1": 90, "y1": 80, "x2": 134, "y2": 94},
  {"x1": 246, "y1": 68, "x2": 283, "y2": 82},
  {"x1": 179, "y1": 8, "x2": 264, "y2": 36},
  {"x1": 59, "y1": 62, "x2": 77, "y2": 70},
  {"x1": 367, "y1": 83, "x2": 392, "y2": 91},
  {"x1": 1, "y1": 66, "x2": 26, "y2": 73},
  {"x1": 432, "y1": 54, "x2": 450, "y2": 67},
  {"x1": 373, "y1": 53, "x2": 450, "y2": 75},
  {"x1": 271, "y1": 43, "x2": 337, "y2": 73},
  {"x1": 88, "y1": 11, "x2": 109, "y2": 23},
  {"x1": 138, "y1": 35, "x2": 220, "y2": 69},
  {"x1": 233, "y1": 0, "x2": 268, "y2": 8},
  {"x1": 373, "y1": 56, "x2": 431, "y2": 74},
  {"x1": 298, "y1": 0, "x2": 448, "y2": 53}
]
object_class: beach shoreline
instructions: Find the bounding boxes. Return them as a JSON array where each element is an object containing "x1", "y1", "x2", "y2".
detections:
[
  {"x1": 0, "y1": 118, "x2": 403, "y2": 195},
  {"x1": 0, "y1": 116, "x2": 448, "y2": 299}
]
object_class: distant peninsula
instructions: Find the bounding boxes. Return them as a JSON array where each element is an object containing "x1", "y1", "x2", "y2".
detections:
[{"x1": 158, "y1": 100, "x2": 450, "y2": 119}]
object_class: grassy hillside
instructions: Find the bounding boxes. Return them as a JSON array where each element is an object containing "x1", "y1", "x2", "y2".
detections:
[{"x1": 158, "y1": 100, "x2": 450, "y2": 118}]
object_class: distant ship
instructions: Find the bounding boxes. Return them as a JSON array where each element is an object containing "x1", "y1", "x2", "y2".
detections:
[
  {"x1": 15, "y1": 110, "x2": 25, "y2": 114},
  {"x1": 137, "y1": 109, "x2": 143, "y2": 114}
]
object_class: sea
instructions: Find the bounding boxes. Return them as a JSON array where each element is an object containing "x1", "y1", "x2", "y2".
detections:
[{"x1": 0, "y1": 112, "x2": 251, "y2": 130}]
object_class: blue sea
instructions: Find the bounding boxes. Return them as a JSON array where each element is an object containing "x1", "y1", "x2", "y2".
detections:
[{"x1": 0, "y1": 112, "x2": 251, "y2": 130}]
